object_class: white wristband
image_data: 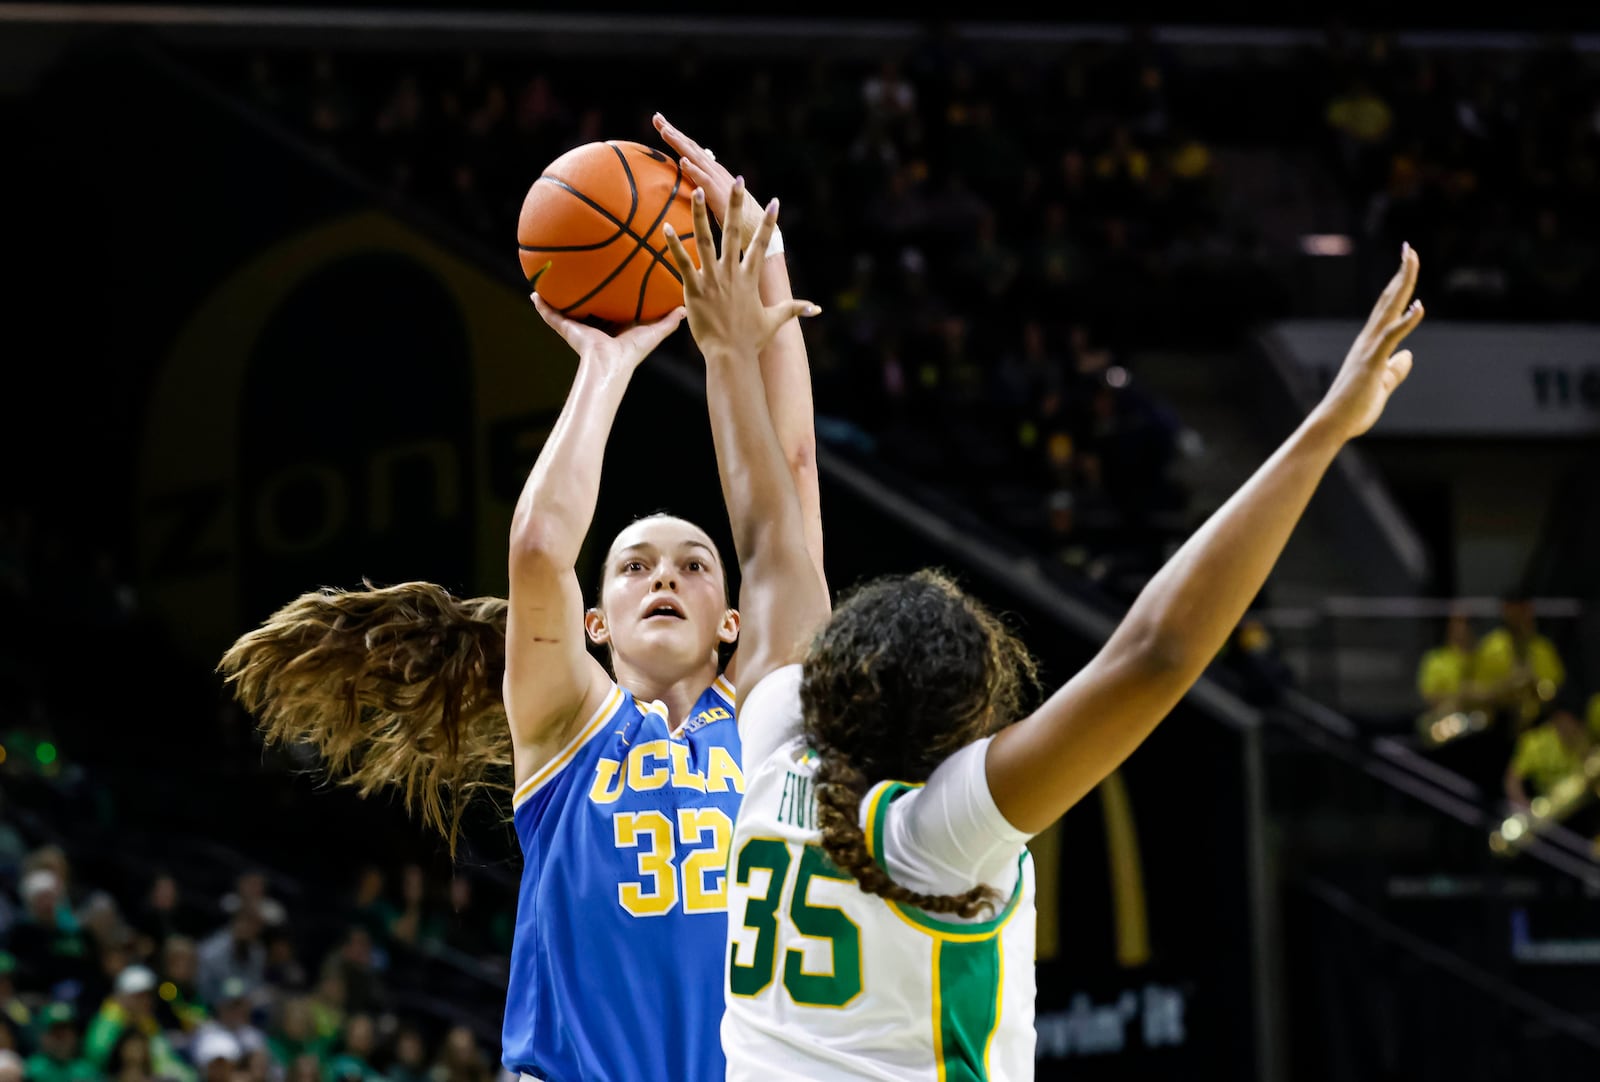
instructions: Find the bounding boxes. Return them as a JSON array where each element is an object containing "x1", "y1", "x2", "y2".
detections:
[{"x1": 765, "y1": 226, "x2": 784, "y2": 260}]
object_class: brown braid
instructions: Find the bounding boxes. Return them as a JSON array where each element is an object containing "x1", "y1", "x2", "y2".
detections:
[
  {"x1": 812, "y1": 752, "x2": 997, "y2": 918},
  {"x1": 800, "y1": 570, "x2": 1039, "y2": 918}
]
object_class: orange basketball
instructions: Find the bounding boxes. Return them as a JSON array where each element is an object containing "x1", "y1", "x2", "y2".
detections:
[{"x1": 517, "y1": 140, "x2": 700, "y2": 324}]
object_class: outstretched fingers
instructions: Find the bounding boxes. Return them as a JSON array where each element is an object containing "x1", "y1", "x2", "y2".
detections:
[
  {"x1": 691, "y1": 187, "x2": 717, "y2": 263},
  {"x1": 746, "y1": 198, "x2": 780, "y2": 279},
  {"x1": 1378, "y1": 298, "x2": 1425, "y2": 360},
  {"x1": 1366, "y1": 244, "x2": 1420, "y2": 334},
  {"x1": 660, "y1": 223, "x2": 700, "y2": 295},
  {"x1": 724, "y1": 178, "x2": 751, "y2": 267}
]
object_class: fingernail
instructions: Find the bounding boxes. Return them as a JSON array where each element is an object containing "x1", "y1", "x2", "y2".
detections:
[
  {"x1": 663, "y1": 223, "x2": 675, "y2": 236},
  {"x1": 1402, "y1": 241, "x2": 1411, "y2": 256},
  {"x1": 693, "y1": 188, "x2": 704, "y2": 203},
  {"x1": 768, "y1": 197, "x2": 779, "y2": 214},
  {"x1": 804, "y1": 304, "x2": 820, "y2": 316},
  {"x1": 734, "y1": 176, "x2": 744, "y2": 189}
]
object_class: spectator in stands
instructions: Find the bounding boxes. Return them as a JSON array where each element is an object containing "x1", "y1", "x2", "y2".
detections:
[
  {"x1": 266, "y1": 998, "x2": 328, "y2": 1076},
  {"x1": 1505, "y1": 697, "x2": 1593, "y2": 806},
  {"x1": 322, "y1": 930, "x2": 382, "y2": 1016},
  {"x1": 0, "y1": 1049, "x2": 20, "y2": 1082},
  {"x1": 191, "y1": 977, "x2": 267, "y2": 1066},
  {"x1": 385, "y1": 1026, "x2": 429, "y2": 1082},
  {"x1": 427, "y1": 1027, "x2": 488, "y2": 1082},
  {"x1": 420, "y1": 876, "x2": 509, "y2": 962},
  {"x1": 384, "y1": 866, "x2": 427, "y2": 951},
  {"x1": 21, "y1": 849, "x2": 80, "y2": 932},
  {"x1": 84, "y1": 965, "x2": 191, "y2": 1082},
  {"x1": 262, "y1": 928, "x2": 307, "y2": 994},
  {"x1": 196, "y1": 907, "x2": 266, "y2": 1009},
  {"x1": 219, "y1": 873, "x2": 287, "y2": 932},
  {"x1": 305, "y1": 972, "x2": 345, "y2": 1046},
  {"x1": 8, "y1": 869, "x2": 91, "y2": 993},
  {"x1": 0, "y1": 791, "x2": 25, "y2": 880},
  {"x1": 1475, "y1": 594, "x2": 1566, "y2": 731},
  {"x1": 190, "y1": 1027, "x2": 242, "y2": 1082},
  {"x1": 284, "y1": 1053, "x2": 322, "y2": 1082},
  {"x1": 107, "y1": 1029, "x2": 154, "y2": 1082},
  {"x1": 153, "y1": 936, "x2": 207, "y2": 1037},
  {"x1": 131, "y1": 875, "x2": 194, "y2": 944},
  {"x1": 325, "y1": 1014, "x2": 384, "y2": 1082},
  {"x1": 1325, "y1": 76, "x2": 1394, "y2": 195},
  {"x1": 345, "y1": 868, "x2": 395, "y2": 947},
  {"x1": 1416, "y1": 607, "x2": 1477, "y2": 709},
  {"x1": 24, "y1": 1002, "x2": 97, "y2": 1082},
  {"x1": 0, "y1": 955, "x2": 28, "y2": 1040}
]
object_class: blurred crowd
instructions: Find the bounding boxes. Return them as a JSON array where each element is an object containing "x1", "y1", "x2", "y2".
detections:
[
  {"x1": 0, "y1": 789, "x2": 514, "y2": 1082},
  {"x1": 1413, "y1": 596, "x2": 1600, "y2": 842},
  {"x1": 207, "y1": 27, "x2": 1600, "y2": 595}
]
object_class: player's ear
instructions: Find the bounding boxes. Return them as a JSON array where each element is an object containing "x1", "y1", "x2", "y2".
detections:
[
  {"x1": 585, "y1": 607, "x2": 611, "y2": 646},
  {"x1": 717, "y1": 608, "x2": 740, "y2": 645}
]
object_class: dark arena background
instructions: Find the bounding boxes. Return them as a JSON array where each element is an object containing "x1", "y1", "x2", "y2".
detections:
[{"x1": 1, "y1": 2, "x2": 1598, "y2": 1080}]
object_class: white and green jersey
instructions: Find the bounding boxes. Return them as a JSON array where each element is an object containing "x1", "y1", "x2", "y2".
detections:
[{"x1": 724, "y1": 666, "x2": 1037, "y2": 1081}]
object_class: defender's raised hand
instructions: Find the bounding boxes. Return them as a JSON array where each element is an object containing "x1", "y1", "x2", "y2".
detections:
[
  {"x1": 661, "y1": 179, "x2": 816, "y2": 360},
  {"x1": 1311, "y1": 244, "x2": 1426, "y2": 442},
  {"x1": 654, "y1": 112, "x2": 768, "y2": 242}
]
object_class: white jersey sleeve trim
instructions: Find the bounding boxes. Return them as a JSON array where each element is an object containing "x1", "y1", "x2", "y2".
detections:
[{"x1": 859, "y1": 737, "x2": 1032, "y2": 931}]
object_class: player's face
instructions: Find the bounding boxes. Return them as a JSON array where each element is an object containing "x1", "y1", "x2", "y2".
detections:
[{"x1": 598, "y1": 517, "x2": 733, "y2": 672}]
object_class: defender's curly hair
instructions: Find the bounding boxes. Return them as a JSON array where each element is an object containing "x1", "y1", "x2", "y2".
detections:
[
  {"x1": 800, "y1": 570, "x2": 1038, "y2": 918},
  {"x1": 218, "y1": 581, "x2": 512, "y2": 852}
]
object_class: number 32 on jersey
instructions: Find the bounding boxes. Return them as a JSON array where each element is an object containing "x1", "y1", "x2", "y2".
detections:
[{"x1": 613, "y1": 808, "x2": 733, "y2": 917}]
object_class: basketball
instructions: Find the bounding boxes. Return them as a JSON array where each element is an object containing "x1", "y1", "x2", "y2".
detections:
[{"x1": 517, "y1": 140, "x2": 700, "y2": 324}]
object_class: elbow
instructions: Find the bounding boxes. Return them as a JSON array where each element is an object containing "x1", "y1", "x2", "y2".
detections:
[
  {"x1": 507, "y1": 514, "x2": 571, "y2": 577},
  {"x1": 787, "y1": 437, "x2": 818, "y2": 486},
  {"x1": 1114, "y1": 620, "x2": 1200, "y2": 683}
]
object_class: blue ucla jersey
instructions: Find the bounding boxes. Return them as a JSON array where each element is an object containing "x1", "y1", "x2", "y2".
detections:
[{"x1": 503, "y1": 676, "x2": 744, "y2": 1082}]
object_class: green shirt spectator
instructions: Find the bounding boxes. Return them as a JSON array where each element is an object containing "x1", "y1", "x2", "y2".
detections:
[
  {"x1": 24, "y1": 1003, "x2": 98, "y2": 1082},
  {"x1": 83, "y1": 966, "x2": 195, "y2": 1082}
]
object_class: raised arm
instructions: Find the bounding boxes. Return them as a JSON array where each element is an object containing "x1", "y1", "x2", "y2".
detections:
[
  {"x1": 988, "y1": 246, "x2": 1426, "y2": 833},
  {"x1": 504, "y1": 295, "x2": 684, "y2": 782},
  {"x1": 654, "y1": 113, "x2": 827, "y2": 597},
  {"x1": 662, "y1": 182, "x2": 828, "y2": 701}
]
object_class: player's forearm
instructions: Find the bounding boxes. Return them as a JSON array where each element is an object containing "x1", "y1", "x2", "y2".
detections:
[
  {"x1": 509, "y1": 356, "x2": 632, "y2": 568},
  {"x1": 756, "y1": 256, "x2": 826, "y2": 587},
  {"x1": 703, "y1": 344, "x2": 810, "y2": 570},
  {"x1": 1110, "y1": 416, "x2": 1345, "y2": 681}
]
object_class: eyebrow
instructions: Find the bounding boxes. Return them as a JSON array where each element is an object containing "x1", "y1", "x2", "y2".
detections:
[{"x1": 613, "y1": 541, "x2": 717, "y2": 562}]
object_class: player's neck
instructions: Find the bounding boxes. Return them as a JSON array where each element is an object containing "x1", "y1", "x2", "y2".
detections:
[{"x1": 615, "y1": 663, "x2": 718, "y2": 732}]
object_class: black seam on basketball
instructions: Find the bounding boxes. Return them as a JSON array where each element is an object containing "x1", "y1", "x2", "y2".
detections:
[
  {"x1": 608, "y1": 141, "x2": 641, "y2": 230},
  {"x1": 556, "y1": 244, "x2": 648, "y2": 316},
  {"x1": 536, "y1": 175, "x2": 680, "y2": 284},
  {"x1": 519, "y1": 239, "x2": 621, "y2": 253},
  {"x1": 531, "y1": 177, "x2": 628, "y2": 244},
  {"x1": 632, "y1": 158, "x2": 690, "y2": 321}
]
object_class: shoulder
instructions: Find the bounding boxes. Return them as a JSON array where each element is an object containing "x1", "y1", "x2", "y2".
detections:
[{"x1": 511, "y1": 683, "x2": 631, "y2": 813}]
